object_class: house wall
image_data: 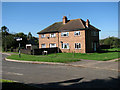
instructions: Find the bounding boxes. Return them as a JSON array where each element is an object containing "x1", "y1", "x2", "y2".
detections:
[
  {"x1": 39, "y1": 33, "x2": 59, "y2": 48},
  {"x1": 38, "y1": 30, "x2": 99, "y2": 53},
  {"x1": 39, "y1": 30, "x2": 86, "y2": 53},
  {"x1": 85, "y1": 30, "x2": 99, "y2": 53},
  {"x1": 59, "y1": 30, "x2": 86, "y2": 53}
]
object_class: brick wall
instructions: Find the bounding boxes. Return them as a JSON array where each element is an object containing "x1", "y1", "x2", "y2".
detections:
[
  {"x1": 59, "y1": 30, "x2": 86, "y2": 53},
  {"x1": 39, "y1": 30, "x2": 86, "y2": 53},
  {"x1": 39, "y1": 33, "x2": 59, "y2": 48},
  {"x1": 85, "y1": 30, "x2": 99, "y2": 53}
]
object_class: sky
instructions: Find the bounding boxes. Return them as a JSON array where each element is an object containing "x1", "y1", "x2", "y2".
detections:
[{"x1": 2, "y1": 2, "x2": 118, "y2": 39}]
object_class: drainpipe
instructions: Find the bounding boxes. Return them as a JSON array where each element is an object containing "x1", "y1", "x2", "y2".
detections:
[{"x1": 58, "y1": 32, "x2": 59, "y2": 53}]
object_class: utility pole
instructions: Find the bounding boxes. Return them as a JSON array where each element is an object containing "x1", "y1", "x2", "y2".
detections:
[
  {"x1": 14, "y1": 37, "x2": 22, "y2": 58},
  {"x1": 18, "y1": 42, "x2": 21, "y2": 58}
]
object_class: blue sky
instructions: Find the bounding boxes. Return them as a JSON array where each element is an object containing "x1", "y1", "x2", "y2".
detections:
[{"x1": 2, "y1": 2, "x2": 118, "y2": 39}]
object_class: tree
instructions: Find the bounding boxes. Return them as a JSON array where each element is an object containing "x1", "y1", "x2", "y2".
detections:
[
  {"x1": 27, "y1": 32, "x2": 38, "y2": 45},
  {"x1": 27, "y1": 32, "x2": 32, "y2": 40},
  {"x1": 14, "y1": 32, "x2": 28, "y2": 49},
  {"x1": 2, "y1": 34, "x2": 15, "y2": 49},
  {"x1": 1, "y1": 26, "x2": 9, "y2": 51},
  {"x1": 100, "y1": 37, "x2": 120, "y2": 48}
]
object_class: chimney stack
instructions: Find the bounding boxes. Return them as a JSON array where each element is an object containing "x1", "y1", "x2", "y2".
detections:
[
  {"x1": 86, "y1": 19, "x2": 90, "y2": 28},
  {"x1": 63, "y1": 16, "x2": 67, "y2": 24}
]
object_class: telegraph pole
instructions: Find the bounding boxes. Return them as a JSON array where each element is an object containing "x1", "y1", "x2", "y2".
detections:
[{"x1": 14, "y1": 37, "x2": 22, "y2": 58}]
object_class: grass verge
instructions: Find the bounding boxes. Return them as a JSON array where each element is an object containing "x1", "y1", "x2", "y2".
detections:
[{"x1": 0, "y1": 79, "x2": 14, "y2": 83}]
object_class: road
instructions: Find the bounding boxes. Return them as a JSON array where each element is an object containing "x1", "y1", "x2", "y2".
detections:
[{"x1": 2, "y1": 54, "x2": 119, "y2": 88}]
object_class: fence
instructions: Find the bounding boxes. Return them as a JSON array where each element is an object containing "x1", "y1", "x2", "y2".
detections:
[
  {"x1": 13, "y1": 47, "x2": 61, "y2": 55},
  {"x1": 13, "y1": 49, "x2": 32, "y2": 55}
]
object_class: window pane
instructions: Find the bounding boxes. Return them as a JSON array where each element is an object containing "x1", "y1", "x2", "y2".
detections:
[
  {"x1": 75, "y1": 43, "x2": 81, "y2": 49},
  {"x1": 50, "y1": 43, "x2": 56, "y2": 48},
  {"x1": 64, "y1": 45, "x2": 67, "y2": 48},
  {"x1": 41, "y1": 34, "x2": 45, "y2": 38},
  {"x1": 67, "y1": 43, "x2": 69, "y2": 49},
  {"x1": 50, "y1": 33, "x2": 56, "y2": 37},
  {"x1": 41, "y1": 44, "x2": 45, "y2": 48},
  {"x1": 75, "y1": 43, "x2": 77, "y2": 48},
  {"x1": 61, "y1": 32, "x2": 69, "y2": 36},
  {"x1": 79, "y1": 43, "x2": 81, "y2": 48},
  {"x1": 74, "y1": 31, "x2": 80, "y2": 36},
  {"x1": 62, "y1": 43, "x2": 63, "y2": 48},
  {"x1": 62, "y1": 43, "x2": 69, "y2": 49}
]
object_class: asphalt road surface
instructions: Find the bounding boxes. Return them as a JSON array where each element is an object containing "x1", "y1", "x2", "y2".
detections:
[{"x1": 2, "y1": 54, "x2": 119, "y2": 88}]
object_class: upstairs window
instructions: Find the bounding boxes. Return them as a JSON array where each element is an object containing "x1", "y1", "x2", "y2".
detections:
[
  {"x1": 61, "y1": 32, "x2": 69, "y2": 37},
  {"x1": 74, "y1": 31, "x2": 80, "y2": 36},
  {"x1": 61, "y1": 43, "x2": 69, "y2": 49},
  {"x1": 41, "y1": 44, "x2": 46, "y2": 48},
  {"x1": 91, "y1": 31, "x2": 98, "y2": 36},
  {"x1": 49, "y1": 43, "x2": 56, "y2": 48},
  {"x1": 75, "y1": 43, "x2": 81, "y2": 49},
  {"x1": 41, "y1": 34, "x2": 45, "y2": 38},
  {"x1": 50, "y1": 33, "x2": 56, "y2": 38}
]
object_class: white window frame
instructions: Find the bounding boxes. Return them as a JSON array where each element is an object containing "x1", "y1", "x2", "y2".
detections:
[
  {"x1": 41, "y1": 34, "x2": 45, "y2": 38},
  {"x1": 61, "y1": 32, "x2": 69, "y2": 37},
  {"x1": 41, "y1": 44, "x2": 46, "y2": 48},
  {"x1": 50, "y1": 33, "x2": 56, "y2": 38},
  {"x1": 75, "y1": 43, "x2": 81, "y2": 49},
  {"x1": 49, "y1": 43, "x2": 56, "y2": 48},
  {"x1": 74, "y1": 31, "x2": 80, "y2": 36},
  {"x1": 61, "y1": 43, "x2": 69, "y2": 49}
]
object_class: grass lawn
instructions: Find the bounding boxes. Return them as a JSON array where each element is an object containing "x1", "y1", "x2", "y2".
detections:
[
  {"x1": 0, "y1": 79, "x2": 14, "y2": 83},
  {"x1": 101, "y1": 48, "x2": 120, "y2": 51},
  {"x1": 7, "y1": 48, "x2": 119, "y2": 63}
]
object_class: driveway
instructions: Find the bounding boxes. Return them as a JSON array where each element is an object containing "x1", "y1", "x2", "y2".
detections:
[
  {"x1": 2, "y1": 53, "x2": 119, "y2": 88},
  {"x1": 67, "y1": 59, "x2": 119, "y2": 71}
]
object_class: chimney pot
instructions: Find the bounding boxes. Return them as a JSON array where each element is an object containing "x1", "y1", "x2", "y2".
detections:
[{"x1": 86, "y1": 19, "x2": 90, "y2": 28}]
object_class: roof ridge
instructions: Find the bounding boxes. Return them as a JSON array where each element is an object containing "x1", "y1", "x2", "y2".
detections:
[
  {"x1": 69, "y1": 18, "x2": 80, "y2": 21},
  {"x1": 55, "y1": 21, "x2": 62, "y2": 23},
  {"x1": 37, "y1": 18, "x2": 101, "y2": 34}
]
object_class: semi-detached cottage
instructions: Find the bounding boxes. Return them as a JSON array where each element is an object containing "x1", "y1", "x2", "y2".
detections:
[{"x1": 37, "y1": 16, "x2": 101, "y2": 53}]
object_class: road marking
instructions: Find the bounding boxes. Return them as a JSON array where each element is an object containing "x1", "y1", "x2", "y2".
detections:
[
  {"x1": 6, "y1": 72, "x2": 23, "y2": 76},
  {"x1": 3, "y1": 66, "x2": 24, "y2": 70}
]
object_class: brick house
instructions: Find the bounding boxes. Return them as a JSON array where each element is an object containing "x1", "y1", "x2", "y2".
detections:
[{"x1": 37, "y1": 16, "x2": 101, "y2": 53}]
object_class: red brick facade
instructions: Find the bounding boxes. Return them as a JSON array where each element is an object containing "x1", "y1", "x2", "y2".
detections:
[{"x1": 39, "y1": 30, "x2": 99, "y2": 53}]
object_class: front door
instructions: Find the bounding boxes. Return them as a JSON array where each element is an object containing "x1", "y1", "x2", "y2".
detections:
[{"x1": 94, "y1": 42, "x2": 97, "y2": 51}]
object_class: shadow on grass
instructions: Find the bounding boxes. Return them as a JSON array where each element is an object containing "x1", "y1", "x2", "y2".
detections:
[{"x1": 2, "y1": 77, "x2": 120, "y2": 89}]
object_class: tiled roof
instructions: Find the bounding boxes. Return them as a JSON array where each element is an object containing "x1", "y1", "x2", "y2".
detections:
[{"x1": 37, "y1": 18, "x2": 101, "y2": 34}]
